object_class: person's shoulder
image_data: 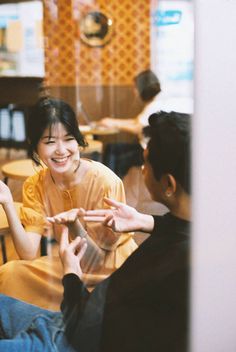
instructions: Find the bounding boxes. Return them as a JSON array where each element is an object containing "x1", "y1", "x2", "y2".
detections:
[
  {"x1": 142, "y1": 92, "x2": 165, "y2": 115},
  {"x1": 157, "y1": 213, "x2": 191, "y2": 239},
  {"x1": 156, "y1": 95, "x2": 194, "y2": 114},
  {"x1": 86, "y1": 160, "x2": 122, "y2": 183}
]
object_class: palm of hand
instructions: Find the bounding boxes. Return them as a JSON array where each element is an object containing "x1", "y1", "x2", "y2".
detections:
[{"x1": 109, "y1": 205, "x2": 138, "y2": 232}]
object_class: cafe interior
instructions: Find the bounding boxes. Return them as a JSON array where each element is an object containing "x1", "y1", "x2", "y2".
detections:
[
  {"x1": 0, "y1": 0, "x2": 193, "y2": 256},
  {"x1": 0, "y1": 0, "x2": 236, "y2": 350}
]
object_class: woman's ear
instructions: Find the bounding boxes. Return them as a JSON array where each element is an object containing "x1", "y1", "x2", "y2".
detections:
[{"x1": 163, "y1": 174, "x2": 177, "y2": 198}]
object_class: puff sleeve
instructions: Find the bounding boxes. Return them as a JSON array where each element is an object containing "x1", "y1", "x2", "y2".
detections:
[{"x1": 20, "y1": 174, "x2": 48, "y2": 235}]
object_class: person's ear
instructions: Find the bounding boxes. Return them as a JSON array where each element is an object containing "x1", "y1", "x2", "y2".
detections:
[{"x1": 163, "y1": 174, "x2": 177, "y2": 198}]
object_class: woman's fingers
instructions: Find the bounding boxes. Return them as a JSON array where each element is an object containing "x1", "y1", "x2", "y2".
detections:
[
  {"x1": 77, "y1": 208, "x2": 86, "y2": 216},
  {"x1": 46, "y1": 216, "x2": 55, "y2": 223},
  {"x1": 47, "y1": 214, "x2": 75, "y2": 224}
]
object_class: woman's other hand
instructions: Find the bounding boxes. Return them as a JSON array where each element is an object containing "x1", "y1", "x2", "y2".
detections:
[
  {"x1": 0, "y1": 180, "x2": 13, "y2": 206},
  {"x1": 47, "y1": 208, "x2": 85, "y2": 224}
]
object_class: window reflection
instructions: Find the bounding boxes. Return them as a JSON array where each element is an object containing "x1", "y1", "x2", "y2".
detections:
[{"x1": 0, "y1": 1, "x2": 44, "y2": 77}]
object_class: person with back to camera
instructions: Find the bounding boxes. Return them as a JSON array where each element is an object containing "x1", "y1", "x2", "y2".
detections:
[
  {"x1": 0, "y1": 97, "x2": 137, "y2": 311},
  {"x1": 0, "y1": 110, "x2": 191, "y2": 352}
]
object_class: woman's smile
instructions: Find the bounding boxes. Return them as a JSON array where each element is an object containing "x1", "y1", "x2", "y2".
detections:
[{"x1": 51, "y1": 155, "x2": 70, "y2": 164}]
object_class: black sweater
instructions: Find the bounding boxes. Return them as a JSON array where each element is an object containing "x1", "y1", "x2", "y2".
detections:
[{"x1": 61, "y1": 213, "x2": 190, "y2": 352}]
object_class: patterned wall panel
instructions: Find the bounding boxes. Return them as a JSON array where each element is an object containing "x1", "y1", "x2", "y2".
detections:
[{"x1": 43, "y1": 0, "x2": 150, "y2": 86}]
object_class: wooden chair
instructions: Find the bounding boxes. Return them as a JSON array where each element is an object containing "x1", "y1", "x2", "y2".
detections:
[
  {"x1": 81, "y1": 139, "x2": 103, "y2": 161},
  {"x1": 0, "y1": 202, "x2": 22, "y2": 264},
  {"x1": 1, "y1": 158, "x2": 41, "y2": 184}
]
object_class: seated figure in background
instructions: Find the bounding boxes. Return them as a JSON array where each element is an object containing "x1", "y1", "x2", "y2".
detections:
[
  {"x1": 0, "y1": 110, "x2": 191, "y2": 352},
  {"x1": 101, "y1": 69, "x2": 162, "y2": 179},
  {"x1": 0, "y1": 97, "x2": 137, "y2": 311}
]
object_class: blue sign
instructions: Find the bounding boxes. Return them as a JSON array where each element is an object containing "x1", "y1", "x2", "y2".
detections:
[{"x1": 152, "y1": 10, "x2": 182, "y2": 27}]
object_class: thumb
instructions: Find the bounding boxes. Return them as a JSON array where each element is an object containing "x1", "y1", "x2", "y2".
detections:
[{"x1": 103, "y1": 197, "x2": 121, "y2": 209}]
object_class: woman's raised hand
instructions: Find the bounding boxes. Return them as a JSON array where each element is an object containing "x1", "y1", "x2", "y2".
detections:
[
  {"x1": 0, "y1": 180, "x2": 13, "y2": 206},
  {"x1": 47, "y1": 208, "x2": 85, "y2": 224}
]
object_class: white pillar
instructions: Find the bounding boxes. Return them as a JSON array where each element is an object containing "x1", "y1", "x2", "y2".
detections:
[{"x1": 192, "y1": 0, "x2": 236, "y2": 351}]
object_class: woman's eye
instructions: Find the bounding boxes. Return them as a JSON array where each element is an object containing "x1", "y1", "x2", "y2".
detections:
[
  {"x1": 65, "y1": 137, "x2": 75, "y2": 141},
  {"x1": 45, "y1": 140, "x2": 55, "y2": 144}
]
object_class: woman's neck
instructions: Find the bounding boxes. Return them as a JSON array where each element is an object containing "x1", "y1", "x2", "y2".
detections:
[
  {"x1": 50, "y1": 159, "x2": 91, "y2": 190},
  {"x1": 50, "y1": 160, "x2": 81, "y2": 190}
]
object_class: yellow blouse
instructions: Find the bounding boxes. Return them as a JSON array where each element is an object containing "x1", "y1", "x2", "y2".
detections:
[{"x1": 20, "y1": 159, "x2": 137, "y2": 267}]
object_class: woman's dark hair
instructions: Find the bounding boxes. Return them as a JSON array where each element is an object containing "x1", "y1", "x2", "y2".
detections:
[
  {"x1": 134, "y1": 69, "x2": 161, "y2": 102},
  {"x1": 144, "y1": 111, "x2": 191, "y2": 194},
  {"x1": 27, "y1": 97, "x2": 87, "y2": 165}
]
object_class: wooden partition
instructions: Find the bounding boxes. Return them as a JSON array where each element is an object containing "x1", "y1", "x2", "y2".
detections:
[{"x1": 0, "y1": 77, "x2": 43, "y2": 105}]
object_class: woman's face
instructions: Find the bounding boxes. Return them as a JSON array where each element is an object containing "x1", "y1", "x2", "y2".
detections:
[{"x1": 37, "y1": 122, "x2": 80, "y2": 175}]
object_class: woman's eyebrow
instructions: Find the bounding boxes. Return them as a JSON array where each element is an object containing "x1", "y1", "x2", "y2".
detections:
[
  {"x1": 41, "y1": 132, "x2": 72, "y2": 140},
  {"x1": 41, "y1": 135, "x2": 55, "y2": 140}
]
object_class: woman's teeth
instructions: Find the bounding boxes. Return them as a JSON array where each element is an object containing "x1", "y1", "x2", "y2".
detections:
[{"x1": 52, "y1": 157, "x2": 68, "y2": 163}]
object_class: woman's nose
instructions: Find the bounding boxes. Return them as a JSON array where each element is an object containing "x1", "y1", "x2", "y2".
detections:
[{"x1": 55, "y1": 141, "x2": 66, "y2": 154}]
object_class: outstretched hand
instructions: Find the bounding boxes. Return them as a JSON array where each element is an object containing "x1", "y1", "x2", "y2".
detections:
[
  {"x1": 83, "y1": 197, "x2": 144, "y2": 233},
  {"x1": 59, "y1": 226, "x2": 87, "y2": 278}
]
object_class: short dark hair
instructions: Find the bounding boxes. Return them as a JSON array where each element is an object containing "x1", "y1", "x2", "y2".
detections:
[
  {"x1": 27, "y1": 97, "x2": 87, "y2": 165},
  {"x1": 144, "y1": 111, "x2": 191, "y2": 194},
  {"x1": 134, "y1": 69, "x2": 161, "y2": 102}
]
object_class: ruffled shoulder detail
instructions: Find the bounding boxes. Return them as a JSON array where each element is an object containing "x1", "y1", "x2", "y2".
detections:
[
  {"x1": 21, "y1": 169, "x2": 48, "y2": 235},
  {"x1": 20, "y1": 206, "x2": 46, "y2": 235}
]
